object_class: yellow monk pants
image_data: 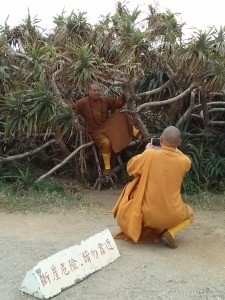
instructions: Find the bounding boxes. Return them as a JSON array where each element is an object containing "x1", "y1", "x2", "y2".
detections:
[
  {"x1": 132, "y1": 126, "x2": 139, "y2": 137},
  {"x1": 98, "y1": 137, "x2": 112, "y2": 170},
  {"x1": 98, "y1": 126, "x2": 139, "y2": 170},
  {"x1": 168, "y1": 206, "x2": 194, "y2": 237}
]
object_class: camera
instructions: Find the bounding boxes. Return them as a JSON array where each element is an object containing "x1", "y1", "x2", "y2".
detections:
[{"x1": 150, "y1": 137, "x2": 160, "y2": 147}]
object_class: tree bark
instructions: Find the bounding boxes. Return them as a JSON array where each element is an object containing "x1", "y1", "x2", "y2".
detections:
[
  {"x1": 35, "y1": 141, "x2": 94, "y2": 182},
  {"x1": 176, "y1": 89, "x2": 196, "y2": 128},
  {"x1": 0, "y1": 139, "x2": 56, "y2": 162},
  {"x1": 200, "y1": 92, "x2": 210, "y2": 132}
]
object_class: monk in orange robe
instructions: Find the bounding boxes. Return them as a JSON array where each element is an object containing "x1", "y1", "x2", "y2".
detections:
[
  {"x1": 112, "y1": 126, "x2": 194, "y2": 248},
  {"x1": 73, "y1": 83, "x2": 137, "y2": 174}
]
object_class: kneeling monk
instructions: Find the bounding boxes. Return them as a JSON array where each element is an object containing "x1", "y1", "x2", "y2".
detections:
[{"x1": 112, "y1": 126, "x2": 194, "y2": 248}]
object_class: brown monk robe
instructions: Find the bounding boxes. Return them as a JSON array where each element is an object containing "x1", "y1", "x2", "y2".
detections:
[
  {"x1": 73, "y1": 83, "x2": 134, "y2": 173},
  {"x1": 112, "y1": 126, "x2": 194, "y2": 249}
]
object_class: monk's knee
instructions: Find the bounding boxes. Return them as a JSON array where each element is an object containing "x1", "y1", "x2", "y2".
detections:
[{"x1": 99, "y1": 138, "x2": 111, "y2": 153}]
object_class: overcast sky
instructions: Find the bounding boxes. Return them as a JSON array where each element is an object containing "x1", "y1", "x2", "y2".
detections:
[{"x1": 1, "y1": 0, "x2": 224, "y2": 36}]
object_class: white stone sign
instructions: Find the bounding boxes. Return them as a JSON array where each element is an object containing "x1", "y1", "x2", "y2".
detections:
[{"x1": 20, "y1": 229, "x2": 120, "y2": 299}]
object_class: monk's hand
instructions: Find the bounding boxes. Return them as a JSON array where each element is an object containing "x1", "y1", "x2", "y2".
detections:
[
  {"x1": 145, "y1": 143, "x2": 161, "y2": 150},
  {"x1": 145, "y1": 143, "x2": 153, "y2": 150}
]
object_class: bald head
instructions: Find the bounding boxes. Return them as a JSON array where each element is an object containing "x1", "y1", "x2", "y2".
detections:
[
  {"x1": 161, "y1": 126, "x2": 181, "y2": 148},
  {"x1": 88, "y1": 82, "x2": 100, "y2": 90},
  {"x1": 88, "y1": 82, "x2": 101, "y2": 100}
]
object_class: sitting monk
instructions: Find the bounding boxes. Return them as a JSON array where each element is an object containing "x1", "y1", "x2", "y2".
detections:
[
  {"x1": 112, "y1": 126, "x2": 193, "y2": 248},
  {"x1": 73, "y1": 82, "x2": 139, "y2": 174}
]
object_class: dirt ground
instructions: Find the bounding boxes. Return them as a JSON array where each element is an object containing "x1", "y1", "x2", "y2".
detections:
[{"x1": 0, "y1": 188, "x2": 225, "y2": 300}]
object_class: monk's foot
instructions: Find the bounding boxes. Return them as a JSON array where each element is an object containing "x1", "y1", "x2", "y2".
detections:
[
  {"x1": 94, "y1": 171, "x2": 117, "y2": 189},
  {"x1": 102, "y1": 170, "x2": 117, "y2": 182},
  {"x1": 93, "y1": 169, "x2": 118, "y2": 190},
  {"x1": 161, "y1": 231, "x2": 178, "y2": 249}
]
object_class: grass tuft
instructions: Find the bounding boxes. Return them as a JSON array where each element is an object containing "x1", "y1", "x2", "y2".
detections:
[
  {"x1": 0, "y1": 182, "x2": 86, "y2": 213},
  {"x1": 183, "y1": 192, "x2": 225, "y2": 211}
]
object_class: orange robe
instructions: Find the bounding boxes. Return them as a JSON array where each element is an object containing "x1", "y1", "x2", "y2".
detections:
[
  {"x1": 73, "y1": 96, "x2": 133, "y2": 153},
  {"x1": 112, "y1": 146, "x2": 193, "y2": 243}
]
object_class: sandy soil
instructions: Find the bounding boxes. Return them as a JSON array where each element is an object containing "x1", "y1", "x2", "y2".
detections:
[{"x1": 0, "y1": 189, "x2": 225, "y2": 300}]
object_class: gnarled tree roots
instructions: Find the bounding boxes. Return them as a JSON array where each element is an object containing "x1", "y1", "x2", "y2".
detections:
[{"x1": 93, "y1": 171, "x2": 118, "y2": 191}]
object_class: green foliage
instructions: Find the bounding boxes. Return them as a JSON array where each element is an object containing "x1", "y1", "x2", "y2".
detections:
[
  {"x1": 53, "y1": 10, "x2": 89, "y2": 33},
  {"x1": 0, "y1": 162, "x2": 85, "y2": 213},
  {"x1": 0, "y1": 18, "x2": 10, "y2": 37},
  {"x1": 0, "y1": 84, "x2": 58, "y2": 138},
  {"x1": 181, "y1": 133, "x2": 225, "y2": 194},
  {"x1": 0, "y1": 162, "x2": 34, "y2": 187},
  {"x1": 143, "y1": 113, "x2": 173, "y2": 136},
  {"x1": 0, "y1": 184, "x2": 83, "y2": 213},
  {"x1": 135, "y1": 70, "x2": 170, "y2": 94},
  {"x1": 53, "y1": 10, "x2": 67, "y2": 28},
  {"x1": 56, "y1": 108, "x2": 78, "y2": 139},
  {"x1": 69, "y1": 44, "x2": 98, "y2": 88},
  {"x1": 20, "y1": 9, "x2": 41, "y2": 30},
  {"x1": 0, "y1": 162, "x2": 69, "y2": 195},
  {"x1": 33, "y1": 180, "x2": 64, "y2": 193},
  {"x1": 119, "y1": 163, "x2": 132, "y2": 184},
  {"x1": 0, "y1": 65, "x2": 11, "y2": 84},
  {"x1": 182, "y1": 173, "x2": 199, "y2": 195}
]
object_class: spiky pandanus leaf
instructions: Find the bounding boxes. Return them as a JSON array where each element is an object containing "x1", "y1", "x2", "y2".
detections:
[
  {"x1": 0, "y1": 87, "x2": 59, "y2": 138},
  {"x1": 68, "y1": 44, "x2": 100, "y2": 90},
  {"x1": 56, "y1": 108, "x2": 82, "y2": 141},
  {"x1": 203, "y1": 59, "x2": 225, "y2": 92},
  {"x1": 51, "y1": 10, "x2": 91, "y2": 48}
]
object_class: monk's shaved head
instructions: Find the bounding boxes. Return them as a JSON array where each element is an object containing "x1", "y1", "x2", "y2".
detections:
[
  {"x1": 88, "y1": 82, "x2": 101, "y2": 100},
  {"x1": 88, "y1": 82, "x2": 101, "y2": 92},
  {"x1": 161, "y1": 126, "x2": 181, "y2": 147}
]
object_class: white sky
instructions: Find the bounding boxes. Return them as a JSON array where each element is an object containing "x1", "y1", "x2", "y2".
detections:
[{"x1": 0, "y1": 0, "x2": 224, "y2": 36}]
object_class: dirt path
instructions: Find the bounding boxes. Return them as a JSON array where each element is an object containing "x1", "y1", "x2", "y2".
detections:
[{"x1": 0, "y1": 189, "x2": 225, "y2": 299}]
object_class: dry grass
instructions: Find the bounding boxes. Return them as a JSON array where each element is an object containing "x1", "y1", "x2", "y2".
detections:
[
  {"x1": 183, "y1": 192, "x2": 225, "y2": 211},
  {"x1": 0, "y1": 181, "x2": 224, "y2": 214},
  {"x1": 0, "y1": 186, "x2": 88, "y2": 213}
]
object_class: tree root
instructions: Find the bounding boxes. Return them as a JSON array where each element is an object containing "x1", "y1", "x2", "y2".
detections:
[{"x1": 93, "y1": 172, "x2": 118, "y2": 191}]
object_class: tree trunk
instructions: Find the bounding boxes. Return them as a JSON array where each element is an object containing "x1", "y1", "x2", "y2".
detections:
[{"x1": 201, "y1": 92, "x2": 210, "y2": 132}]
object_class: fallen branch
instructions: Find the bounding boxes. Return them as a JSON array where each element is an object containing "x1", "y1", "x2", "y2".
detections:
[
  {"x1": 0, "y1": 139, "x2": 56, "y2": 162},
  {"x1": 35, "y1": 141, "x2": 94, "y2": 182}
]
